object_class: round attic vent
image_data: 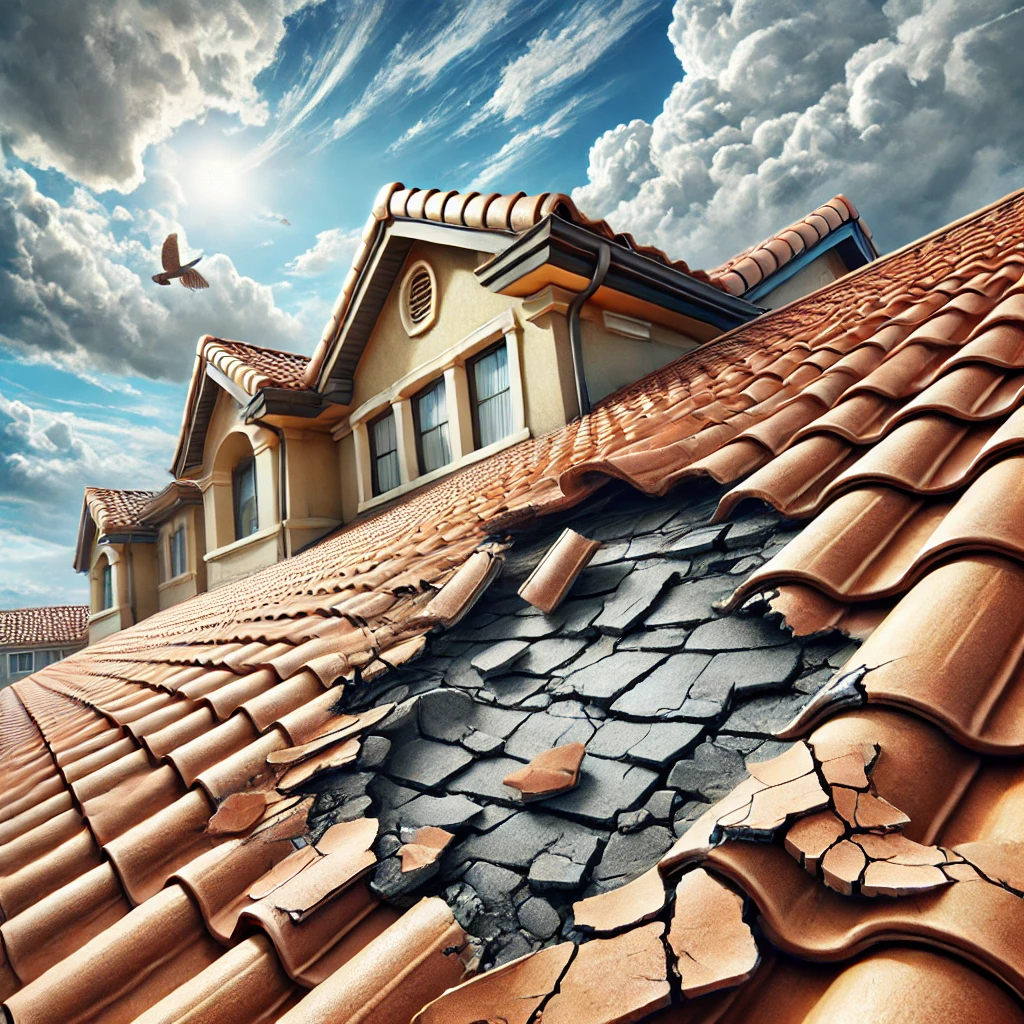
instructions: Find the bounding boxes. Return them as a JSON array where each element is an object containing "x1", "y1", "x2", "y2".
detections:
[{"x1": 400, "y1": 260, "x2": 438, "y2": 336}]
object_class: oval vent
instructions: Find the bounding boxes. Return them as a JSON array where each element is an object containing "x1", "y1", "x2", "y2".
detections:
[
  {"x1": 407, "y1": 268, "x2": 433, "y2": 324},
  {"x1": 400, "y1": 261, "x2": 438, "y2": 336}
]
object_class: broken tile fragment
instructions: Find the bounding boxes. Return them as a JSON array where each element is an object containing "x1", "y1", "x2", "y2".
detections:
[
  {"x1": 248, "y1": 845, "x2": 319, "y2": 900},
  {"x1": 832, "y1": 786, "x2": 909, "y2": 832},
  {"x1": 207, "y1": 790, "x2": 270, "y2": 835},
  {"x1": 715, "y1": 771, "x2": 829, "y2": 840},
  {"x1": 953, "y1": 839, "x2": 1024, "y2": 893},
  {"x1": 399, "y1": 826, "x2": 454, "y2": 873},
  {"x1": 860, "y1": 860, "x2": 951, "y2": 897},
  {"x1": 502, "y1": 742, "x2": 585, "y2": 801},
  {"x1": 668, "y1": 867, "x2": 759, "y2": 997},
  {"x1": 785, "y1": 810, "x2": 846, "y2": 873},
  {"x1": 542, "y1": 922, "x2": 671, "y2": 1024},
  {"x1": 573, "y1": 865, "x2": 668, "y2": 934},
  {"x1": 821, "y1": 839, "x2": 867, "y2": 895},
  {"x1": 412, "y1": 940, "x2": 574, "y2": 1024},
  {"x1": 813, "y1": 741, "x2": 878, "y2": 789},
  {"x1": 276, "y1": 737, "x2": 361, "y2": 791}
]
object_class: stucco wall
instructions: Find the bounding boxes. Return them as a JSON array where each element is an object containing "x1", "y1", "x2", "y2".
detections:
[{"x1": 757, "y1": 249, "x2": 848, "y2": 309}]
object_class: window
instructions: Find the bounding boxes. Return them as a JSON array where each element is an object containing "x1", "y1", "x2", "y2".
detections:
[
  {"x1": 36, "y1": 650, "x2": 63, "y2": 668},
  {"x1": 399, "y1": 261, "x2": 438, "y2": 336},
  {"x1": 369, "y1": 410, "x2": 401, "y2": 495},
  {"x1": 414, "y1": 378, "x2": 452, "y2": 475},
  {"x1": 102, "y1": 563, "x2": 113, "y2": 610},
  {"x1": 469, "y1": 342, "x2": 513, "y2": 449},
  {"x1": 233, "y1": 457, "x2": 259, "y2": 540},
  {"x1": 169, "y1": 525, "x2": 187, "y2": 578},
  {"x1": 9, "y1": 652, "x2": 32, "y2": 675}
]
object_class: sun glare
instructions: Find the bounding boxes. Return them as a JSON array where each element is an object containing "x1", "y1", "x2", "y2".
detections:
[{"x1": 190, "y1": 154, "x2": 248, "y2": 210}]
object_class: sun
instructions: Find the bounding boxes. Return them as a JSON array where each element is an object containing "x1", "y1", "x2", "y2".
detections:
[{"x1": 190, "y1": 154, "x2": 248, "y2": 210}]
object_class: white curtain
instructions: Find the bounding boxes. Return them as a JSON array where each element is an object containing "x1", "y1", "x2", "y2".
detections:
[
  {"x1": 373, "y1": 413, "x2": 401, "y2": 493},
  {"x1": 474, "y1": 344, "x2": 512, "y2": 448},
  {"x1": 418, "y1": 379, "x2": 452, "y2": 473}
]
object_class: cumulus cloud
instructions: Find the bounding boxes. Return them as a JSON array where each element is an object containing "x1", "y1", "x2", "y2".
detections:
[
  {"x1": 285, "y1": 226, "x2": 362, "y2": 276},
  {"x1": 0, "y1": 160, "x2": 309, "y2": 383},
  {"x1": 571, "y1": 0, "x2": 1024, "y2": 268},
  {"x1": 0, "y1": 0, "x2": 315, "y2": 192}
]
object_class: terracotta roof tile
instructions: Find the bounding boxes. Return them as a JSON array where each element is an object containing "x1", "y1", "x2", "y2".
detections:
[
  {"x1": 6, "y1": 188, "x2": 1024, "y2": 1020},
  {"x1": 0, "y1": 607, "x2": 88, "y2": 648},
  {"x1": 709, "y1": 194, "x2": 876, "y2": 296}
]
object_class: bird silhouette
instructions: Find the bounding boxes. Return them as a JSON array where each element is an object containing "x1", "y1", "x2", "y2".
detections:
[{"x1": 153, "y1": 234, "x2": 209, "y2": 290}]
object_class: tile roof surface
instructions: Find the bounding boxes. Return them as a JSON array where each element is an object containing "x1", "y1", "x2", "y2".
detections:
[
  {"x1": 4, "y1": 187, "x2": 1024, "y2": 1021},
  {"x1": 200, "y1": 337, "x2": 312, "y2": 395},
  {"x1": 707, "y1": 195, "x2": 874, "y2": 296},
  {"x1": 82, "y1": 488, "x2": 160, "y2": 534},
  {"x1": 0, "y1": 607, "x2": 88, "y2": 648}
]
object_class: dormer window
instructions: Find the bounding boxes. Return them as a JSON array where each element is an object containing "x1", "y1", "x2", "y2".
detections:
[
  {"x1": 399, "y1": 261, "x2": 438, "y2": 336},
  {"x1": 414, "y1": 378, "x2": 452, "y2": 475},
  {"x1": 370, "y1": 410, "x2": 401, "y2": 495}
]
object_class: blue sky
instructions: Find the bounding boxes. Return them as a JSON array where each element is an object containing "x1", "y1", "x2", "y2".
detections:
[{"x1": 1, "y1": 0, "x2": 1022, "y2": 606}]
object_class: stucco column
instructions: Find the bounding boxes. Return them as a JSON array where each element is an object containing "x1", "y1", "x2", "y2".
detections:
[
  {"x1": 353, "y1": 423, "x2": 373, "y2": 504},
  {"x1": 445, "y1": 364, "x2": 474, "y2": 461},
  {"x1": 504, "y1": 327, "x2": 526, "y2": 433}
]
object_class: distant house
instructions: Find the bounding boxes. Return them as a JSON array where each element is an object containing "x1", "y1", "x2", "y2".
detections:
[
  {"x1": 74, "y1": 185, "x2": 874, "y2": 631},
  {"x1": 73, "y1": 482, "x2": 205, "y2": 643},
  {"x1": 0, "y1": 605, "x2": 88, "y2": 688}
]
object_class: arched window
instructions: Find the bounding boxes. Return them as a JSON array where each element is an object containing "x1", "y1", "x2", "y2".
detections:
[{"x1": 233, "y1": 456, "x2": 258, "y2": 539}]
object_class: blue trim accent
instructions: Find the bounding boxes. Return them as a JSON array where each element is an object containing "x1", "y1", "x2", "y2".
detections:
[{"x1": 744, "y1": 222, "x2": 875, "y2": 303}]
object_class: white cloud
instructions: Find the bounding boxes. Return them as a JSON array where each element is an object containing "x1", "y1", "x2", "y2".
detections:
[
  {"x1": 571, "y1": 0, "x2": 1024, "y2": 268},
  {"x1": 0, "y1": 0, "x2": 316, "y2": 192},
  {"x1": 325, "y1": 0, "x2": 526, "y2": 144},
  {"x1": 469, "y1": 94, "x2": 600, "y2": 191},
  {"x1": 460, "y1": 0, "x2": 654, "y2": 135},
  {"x1": 0, "y1": 387, "x2": 179, "y2": 606},
  {"x1": 285, "y1": 226, "x2": 362, "y2": 276},
  {"x1": 244, "y1": 0, "x2": 384, "y2": 169},
  {"x1": 0, "y1": 159, "x2": 311, "y2": 382}
]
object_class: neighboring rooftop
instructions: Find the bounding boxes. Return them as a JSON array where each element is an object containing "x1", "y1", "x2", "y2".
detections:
[
  {"x1": 3, "y1": 187, "x2": 1023, "y2": 1021},
  {"x1": 0, "y1": 606, "x2": 89, "y2": 647}
]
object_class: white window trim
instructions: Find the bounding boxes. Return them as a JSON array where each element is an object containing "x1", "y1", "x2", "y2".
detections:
[
  {"x1": 337, "y1": 309, "x2": 528, "y2": 513},
  {"x1": 398, "y1": 259, "x2": 439, "y2": 337}
]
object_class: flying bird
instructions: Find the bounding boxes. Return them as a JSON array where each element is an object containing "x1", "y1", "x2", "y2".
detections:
[{"x1": 153, "y1": 234, "x2": 209, "y2": 290}]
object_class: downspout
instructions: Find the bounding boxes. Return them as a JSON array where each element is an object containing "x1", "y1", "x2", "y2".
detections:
[
  {"x1": 566, "y1": 240, "x2": 611, "y2": 419},
  {"x1": 254, "y1": 419, "x2": 289, "y2": 558}
]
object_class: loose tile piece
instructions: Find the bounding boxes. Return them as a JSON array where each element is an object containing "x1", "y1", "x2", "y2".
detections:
[
  {"x1": 502, "y1": 742, "x2": 585, "y2": 801},
  {"x1": 519, "y1": 529, "x2": 602, "y2": 614},
  {"x1": 668, "y1": 867, "x2": 760, "y2": 997}
]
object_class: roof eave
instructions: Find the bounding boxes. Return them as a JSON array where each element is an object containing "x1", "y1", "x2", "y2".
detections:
[{"x1": 476, "y1": 215, "x2": 763, "y2": 332}]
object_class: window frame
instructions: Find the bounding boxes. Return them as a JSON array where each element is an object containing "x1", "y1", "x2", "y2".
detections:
[
  {"x1": 102, "y1": 562, "x2": 114, "y2": 610},
  {"x1": 412, "y1": 377, "x2": 453, "y2": 477},
  {"x1": 467, "y1": 340, "x2": 513, "y2": 451},
  {"x1": 169, "y1": 524, "x2": 187, "y2": 579},
  {"x1": 232, "y1": 456, "x2": 259, "y2": 541},
  {"x1": 36, "y1": 649, "x2": 63, "y2": 668},
  {"x1": 368, "y1": 409, "x2": 401, "y2": 496},
  {"x1": 9, "y1": 651, "x2": 32, "y2": 675}
]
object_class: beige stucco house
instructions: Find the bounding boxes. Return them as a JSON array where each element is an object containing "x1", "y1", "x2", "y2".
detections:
[
  {"x1": 0, "y1": 606, "x2": 88, "y2": 689},
  {"x1": 74, "y1": 184, "x2": 875, "y2": 634}
]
